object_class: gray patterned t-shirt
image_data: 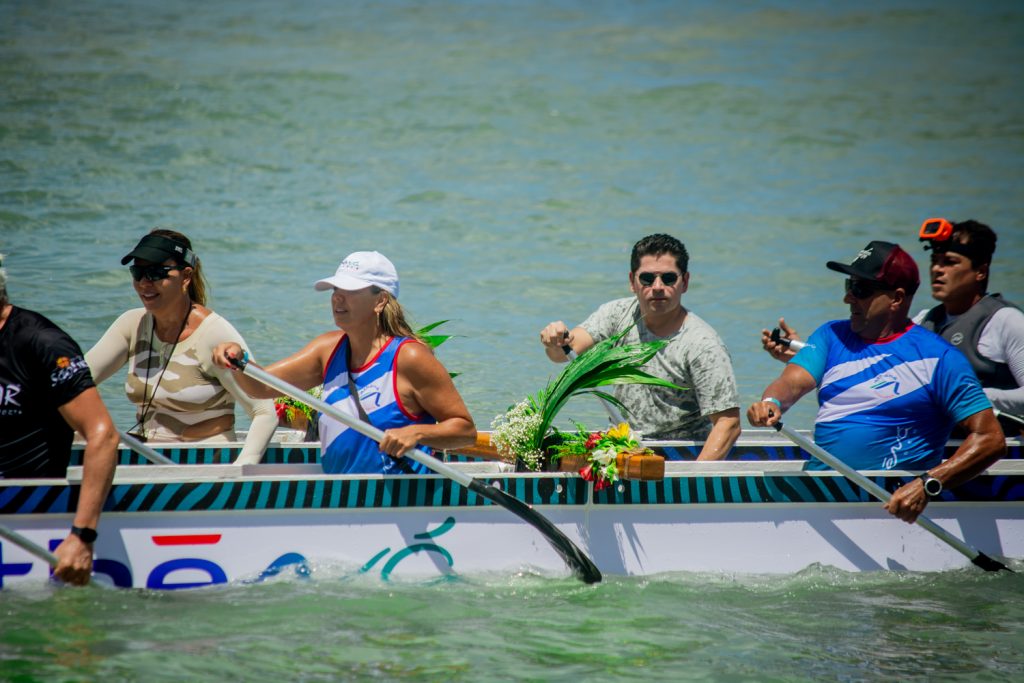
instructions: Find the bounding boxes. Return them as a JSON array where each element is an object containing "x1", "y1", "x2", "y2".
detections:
[{"x1": 580, "y1": 297, "x2": 739, "y2": 440}]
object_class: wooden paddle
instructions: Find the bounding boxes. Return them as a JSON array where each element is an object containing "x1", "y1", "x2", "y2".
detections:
[
  {"x1": 457, "y1": 431, "x2": 503, "y2": 460},
  {"x1": 776, "y1": 422, "x2": 1011, "y2": 572},
  {"x1": 230, "y1": 356, "x2": 602, "y2": 584}
]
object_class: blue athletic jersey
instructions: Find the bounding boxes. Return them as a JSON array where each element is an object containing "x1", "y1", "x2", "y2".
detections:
[
  {"x1": 791, "y1": 321, "x2": 990, "y2": 470},
  {"x1": 319, "y1": 335, "x2": 434, "y2": 475}
]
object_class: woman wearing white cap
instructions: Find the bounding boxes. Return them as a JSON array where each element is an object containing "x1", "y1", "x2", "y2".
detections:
[
  {"x1": 212, "y1": 251, "x2": 476, "y2": 474},
  {"x1": 87, "y1": 229, "x2": 278, "y2": 464}
]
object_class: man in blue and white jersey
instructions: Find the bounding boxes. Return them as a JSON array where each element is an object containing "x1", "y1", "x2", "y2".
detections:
[{"x1": 748, "y1": 241, "x2": 1005, "y2": 524}]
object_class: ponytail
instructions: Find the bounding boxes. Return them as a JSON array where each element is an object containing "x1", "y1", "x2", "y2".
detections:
[
  {"x1": 149, "y1": 228, "x2": 208, "y2": 306},
  {"x1": 375, "y1": 291, "x2": 422, "y2": 343}
]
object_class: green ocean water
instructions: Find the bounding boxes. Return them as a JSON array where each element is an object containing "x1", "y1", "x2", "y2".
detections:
[
  {"x1": 2, "y1": 0, "x2": 1024, "y2": 679},
  {"x1": 3, "y1": 567, "x2": 1024, "y2": 682}
]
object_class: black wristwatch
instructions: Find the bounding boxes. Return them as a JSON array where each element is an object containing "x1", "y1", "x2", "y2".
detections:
[
  {"x1": 70, "y1": 525, "x2": 98, "y2": 544},
  {"x1": 919, "y1": 474, "x2": 943, "y2": 499}
]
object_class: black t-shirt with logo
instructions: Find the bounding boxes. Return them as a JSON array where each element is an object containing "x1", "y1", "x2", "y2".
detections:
[{"x1": 0, "y1": 306, "x2": 96, "y2": 478}]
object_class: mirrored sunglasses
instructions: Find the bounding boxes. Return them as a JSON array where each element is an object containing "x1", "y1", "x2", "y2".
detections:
[{"x1": 129, "y1": 264, "x2": 177, "y2": 282}]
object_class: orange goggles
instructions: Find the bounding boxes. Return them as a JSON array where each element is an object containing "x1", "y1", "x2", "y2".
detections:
[{"x1": 919, "y1": 217, "x2": 954, "y2": 242}]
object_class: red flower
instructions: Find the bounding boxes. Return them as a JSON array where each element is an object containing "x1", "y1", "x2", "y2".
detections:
[
  {"x1": 275, "y1": 402, "x2": 288, "y2": 421},
  {"x1": 585, "y1": 432, "x2": 602, "y2": 449},
  {"x1": 578, "y1": 464, "x2": 595, "y2": 481},
  {"x1": 593, "y1": 477, "x2": 611, "y2": 492}
]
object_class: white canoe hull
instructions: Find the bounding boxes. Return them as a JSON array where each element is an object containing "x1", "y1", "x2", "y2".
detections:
[{"x1": 3, "y1": 450, "x2": 1022, "y2": 588}]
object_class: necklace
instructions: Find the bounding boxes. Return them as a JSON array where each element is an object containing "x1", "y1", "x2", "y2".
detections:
[{"x1": 127, "y1": 302, "x2": 193, "y2": 441}]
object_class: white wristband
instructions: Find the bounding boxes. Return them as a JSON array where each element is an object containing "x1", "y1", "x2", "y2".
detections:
[{"x1": 762, "y1": 397, "x2": 782, "y2": 410}]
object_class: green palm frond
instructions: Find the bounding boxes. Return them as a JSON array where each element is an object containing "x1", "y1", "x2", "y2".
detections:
[
  {"x1": 417, "y1": 319, "x2": 451, "y2": 335},
  {"x1": 417, "y1": 320, "x2": 458, "y2": 377},
  {"x1": 527, "y1": 327, "x2": 685, "y2": 451},
  {"x1": 418, "y1": 320, "x2": 454, "y2": 350},
  {"x1": 420, "y1": 333, "x2": 454, "y2": 349}
]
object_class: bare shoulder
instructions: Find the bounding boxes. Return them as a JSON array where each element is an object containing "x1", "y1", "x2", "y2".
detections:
[
  {"x1": 307, "y1": 330, "x2": 344, "y2": 359},
  {"x1": 311, "y1": 329, "x2": 345, "y2": 346},
  {"x1": 396, "y1": 340, "x2": 445, "y2": 376}
]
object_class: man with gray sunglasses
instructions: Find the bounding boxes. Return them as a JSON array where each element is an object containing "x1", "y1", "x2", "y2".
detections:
[{"x1": 539, "y1": 234, "x2": 740, "y2": 460}]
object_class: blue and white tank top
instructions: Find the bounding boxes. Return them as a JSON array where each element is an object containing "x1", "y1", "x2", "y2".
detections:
[
  {"x1": 791, "y1": 321, "x2": 990, "y2": 470},
  {"x1": 319, "y1": 335, "x2": 435, "y2": 475}
]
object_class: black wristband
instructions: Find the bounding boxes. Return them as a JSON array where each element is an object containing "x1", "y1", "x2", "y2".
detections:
[{"x1": 70, "y1": 525, "x2": 98, "y2": 544}]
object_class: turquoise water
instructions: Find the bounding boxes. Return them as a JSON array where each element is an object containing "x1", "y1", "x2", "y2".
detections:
[{"x1": 2, "y1": 0, "x2": 1024, "y2": 679}]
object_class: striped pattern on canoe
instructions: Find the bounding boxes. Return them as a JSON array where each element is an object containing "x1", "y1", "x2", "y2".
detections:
[
  {"x1": 4, "y1": 470, "x2": 1022, "y2": 516},
  {"x1": 69, "y1": 437, "x2": 1023, "y2": 466}
]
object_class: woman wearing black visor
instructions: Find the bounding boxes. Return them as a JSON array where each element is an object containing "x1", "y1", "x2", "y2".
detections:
[{"x1": 86, "y1": 229, "x2": 276, "y2": 464}]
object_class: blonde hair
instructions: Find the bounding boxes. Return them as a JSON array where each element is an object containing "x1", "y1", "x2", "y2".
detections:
[
  {"x1": 149, "y1": 228, "x2": 208, "y2": 306},
  {"x1": 374, "y1": 290, "x2": 422, "y2": 343}
]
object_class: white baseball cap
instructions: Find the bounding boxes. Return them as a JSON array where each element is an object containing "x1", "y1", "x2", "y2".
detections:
[{"x1": 313, "y1": 251, "x2": 399, "y2": 297}]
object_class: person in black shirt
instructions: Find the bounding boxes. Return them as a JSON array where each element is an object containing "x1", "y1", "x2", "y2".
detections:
[{"x1": 0, "y1": 255, "x2": 117, "y2": 585}]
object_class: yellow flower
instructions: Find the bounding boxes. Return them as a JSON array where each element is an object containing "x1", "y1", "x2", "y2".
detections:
[{"x1": 607, "y1": 422, "x2": 631, "y2": 440}]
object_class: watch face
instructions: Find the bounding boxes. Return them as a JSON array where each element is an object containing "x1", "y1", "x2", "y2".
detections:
[
  {"x1": 71, "y1": 526, "x2": 98, "y2": 543},
  {"x1": 922, "y1": 477, "x2": 942, "y2": 497}
]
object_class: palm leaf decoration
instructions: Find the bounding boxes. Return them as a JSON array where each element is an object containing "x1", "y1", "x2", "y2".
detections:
[
  {"x1": 523, "y1": 327, "x2": 684, "y2": 453},
  {"x1": 417, "y1": 319, "x2": 455, "y2": 350},
  {"x1": 417, "y1": 319, "x2": 459, "y2": 378}
]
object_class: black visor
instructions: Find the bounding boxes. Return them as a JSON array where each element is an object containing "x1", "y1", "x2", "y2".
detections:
[{"x1": 120, "y1": 234, "x2": 196, "y2": 267}]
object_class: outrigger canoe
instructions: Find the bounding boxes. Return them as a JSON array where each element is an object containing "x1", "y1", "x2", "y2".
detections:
[{"x1": 1, "y1": 430, "x2": 1021, "y2": 589}]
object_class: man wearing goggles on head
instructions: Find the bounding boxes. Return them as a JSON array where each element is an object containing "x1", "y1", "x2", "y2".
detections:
[
  {"x1": 539, "y1": 233, "x2": 741, "y2": 460},
  {"x1": 915, "y1": 219, "x2": 1024, "y2": 435},
  {"x1": 747, "y1": 241, "x2": 1005, "y2": 524}
]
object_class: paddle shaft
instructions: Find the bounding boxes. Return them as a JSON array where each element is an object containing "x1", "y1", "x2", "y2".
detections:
[
  {"x1": 776, "y1": 422, "x2": 1010, "y2": 572},
  {"x1": 0, "y1": 524, "x2": 58, "y2": 567},
  {"x1": 231, "y1": 358, "x2": 602, "y2": 584},
  {"x1": 994, "y1": 409, "x2": 1024, "y2": 428},
  {"x1": 118, "y1": 430, "x2": 176, "y2": 465}
]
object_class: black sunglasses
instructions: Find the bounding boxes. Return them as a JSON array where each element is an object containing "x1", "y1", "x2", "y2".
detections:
[
  {"x1": 636, "y1": 271, "x2": 680, "y2": 287},
  {"x1": 129, "y1": 264, "x2": 177, "y2": 282},
  {"x1": 844, "y1": 278, "x2": 888, "y2": 299}
]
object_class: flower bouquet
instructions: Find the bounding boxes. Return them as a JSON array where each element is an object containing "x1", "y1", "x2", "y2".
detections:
[
  {"x1": 548, "y1": 421, "x2": 657, "y2": 490},
  {"x1": 490, "y1": 327, "x2": 682, "y2": 472},
  {"x1": 275, "y1": 386, "x2": 322, "y2": 433}
]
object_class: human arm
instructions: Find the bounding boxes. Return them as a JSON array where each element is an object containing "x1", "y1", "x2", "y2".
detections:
[
  {"x1": 84, "y1": 310, "x2": 141, "y2": 384},
  {"x1": 541, "y1": 299, "x2": 634, "y2": 363},
  {"x1": 222, "y1": 373, "x2": 278, "y2": 465},
  {"x1": 979, "y1": 307, "x2": 1024, "y2": 419},
  {"x1": 681, "y1": 323, "x2": 742, "y2": 459},
  {"x1": 54, "y1": 388, "x2": 118, "y2": 586},
  {"x1": 884, "y1": 408, "x2": 1006, "y2": 524},
  {"x1": 379, "y1": 341, "x2": 476, "y2": 456},
  {"x1": 746, "y1": 363, "x2": 819, "y2": 427},
  {"x1": 695, "y1": 407, "x2": 741, "y2": 461},
  {"x1": 200, "y1": 317, "x2": 278, "y2": 465},
  {"x1": 211, "y1": 331, "x2": 340, "y2": 399},
  {"x1": 760, "y1": 317, "x2": 800, "y2": 363},
  {"x1": 540, "y1": 322, "x2": 594, "y2": 362}
]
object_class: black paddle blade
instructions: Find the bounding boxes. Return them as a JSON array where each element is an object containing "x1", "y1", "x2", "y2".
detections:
[
  {"x1": 468, "y1": 479, "x2": 602, "y2": 584},
  {"x1": 971, "y1": 552, "x2": 1013, "y2": 573}
]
